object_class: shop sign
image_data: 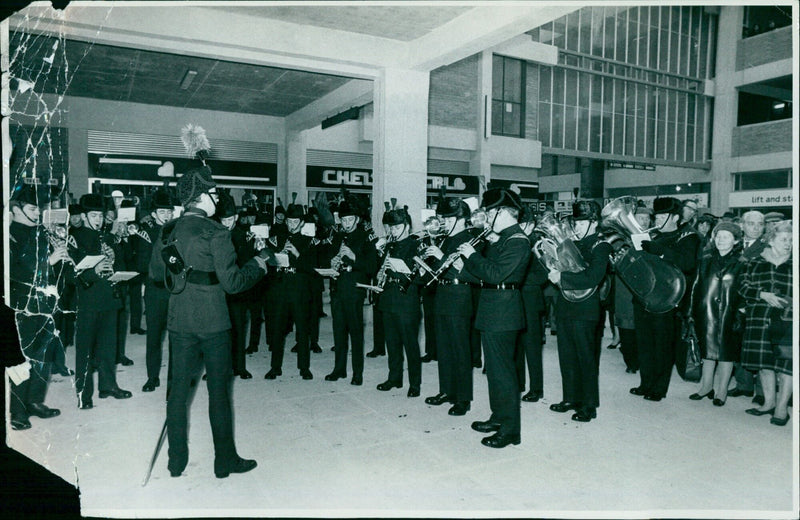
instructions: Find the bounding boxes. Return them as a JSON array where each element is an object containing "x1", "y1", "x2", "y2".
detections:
[
  {"x1": 426, "y1": 174, "x2": 479, "y2": 194},
  {"x1": 729, "y1": 189, "x2": 792, "y2": 208},
  {"x1": 307, "y1": 166, "x2": 373, "y2": 188}
]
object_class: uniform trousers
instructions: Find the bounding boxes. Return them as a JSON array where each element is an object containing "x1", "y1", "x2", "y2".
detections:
[
  {"x1": 75, "y1": 308, "x2": 118, "y2": 405},
  {"x1": 482, "y1": 331, "x2": 521, "y2": 436},
  {"x1": 247, "y1": 297, "x2": 265, "y2": 350},
  {"x1": 383, "y1": 309, "x2": 421, "y2": 388},
  {"x1": 517, "y1": 289, "x2": 544, "y2": 394},
  {"x1": 555, "y1": 318, "x2": 600, "y2": 408},
  {"x1": 115, "y1": 285, "x2": 129, "y2": 362},
  {"x1": 372, "y1": 305, "x2": 386, "y2": 355},
  {"x1": 268, "y1": 277, "x2": 313, "y2": 372},
  {"x1": 421, "y1": 290, "x2": 437, "y2": 359},
  {"x1": 634, "y1": 305, "x2": 678, "y2": 398},
  {"x1": 330, "y1": 294, "x2": 365, "y2": 378},
  {"x1": 469, "y1": 288, "x2": 482, "y2": 366},
  {"x1": 435, "y1": 314, "x2": 472, "y2": 401},
  {"x1": 309, "y1": 284, "x2": 323, "y2": 347},
  {"x1": 228, "y1": 300, "x2": 249, "y2": 373},
  {"x1": 145, "y1": 283, "x2": 171, "y2": 382},
  {"x1": 618, "y1": 327, "x2": 639, "y2": 371},
  {"x1": 167, "y1": 330, "x2": 238, "y2": 475},
  {"x1": 129, "y1": 278, "x2": 144, "y2": 331},
  {"x1": 10, "y1": 314, "x2": 56, "y2": 417}
]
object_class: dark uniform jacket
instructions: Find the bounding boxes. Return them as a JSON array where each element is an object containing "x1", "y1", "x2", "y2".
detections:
[
  {"x1": 228, "y1": 226, "x2": 259, "y2": 303},
  {"x1": 69, "y1": 226, "x2": 123, "y2": 312},
  {"x1": 328, "y1": 227, "x2": 378, "y2": 301},
  {"x1": 377, "y1": 235, "x2": 420, "y2": 314},
  {"x1": 9, "y1": 222, "x2": 57, "y2": 315},
  {"x1": 464, "y1": 224, "x2": 531, "y2": 331},
  {"x1": 430, "y1": 229, "x2": 479, "y2": 317},
  {"x1": 522, "y1": 237, "x2": 550, "y2": 313},
  {"x1": 161, "y1": 209, "x2": 265, "y2": 334},
  {"x1": 264, "y1": 230, "x2": 321, "y2": 297},
  {"x1": 557, "y1": 233, "x2": 612, "y2": 321},
  {"x1": 132, "y1": 220, "x2": 159, "y2": 275},
  {"x1": 644, "y1": 223, "x2": 701, "y2": 312}
]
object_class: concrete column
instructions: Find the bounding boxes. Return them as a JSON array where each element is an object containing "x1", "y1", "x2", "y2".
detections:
[
  {"x1": 708, "y1": 6, "x2": 744, "y2": 215},
  {"x1": 372, "y1": 67, "x2": 429, "y2": 230},
  {"x1": 68, "y1": 127, "x2": 89, "y2": 198},
  {"x1": 285, "y1": 130, "x2": 307, "y2": 206},
  {"x1": 470, "y1": 51, "x2": 493, "y2": 195}
]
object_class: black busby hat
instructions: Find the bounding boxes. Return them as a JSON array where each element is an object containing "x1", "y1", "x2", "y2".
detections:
[
  {"x1": 653, "y1": 197, "x2": 682, "y2": 215},
  {"x1": 216, "y1": 193, "x2": 237, "y2": 219},
  {"x1": 337, "y1": 199, "x2": 359, "y2": 218},
  {"x1": 151, "y1": 190, "x2": 173, "y2": 210},
  {"x1": 572, "y1": 200, "x2": 601, "y2": 221},
  {"x1": 286, "y1": 204, "x2": 305, "y2": 219},
  {"x1": 10, "y1": 183, "x2": 49, "y2": 207},
  {"x1": 79, "y1": 194, "x2": 105, "y2": 213},
  {"x1": 68, "y1": 203, "x2": 83, "y2": 215},
  {"x1": 176, "y1": 166, "x2": 216, "y2": 206},
  {"x1": 383, "y1": 209, "x2": 408, "y2": 227},
  {"x1": 481, "y1": 188, "x2": 522, "y2": 211},
  {"x1": 436, "y1": 197, "x2": 470, "y2": 219}
]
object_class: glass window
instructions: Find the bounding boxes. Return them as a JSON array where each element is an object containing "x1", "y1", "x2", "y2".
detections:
[
  {"x1": 604, "y1": 7, "x2": 617, "y2": 60},
  {"x1": 627, "y1": 15, "x2": 639, "y2": 66},
  {"x1": 539, "y1": 66, "x2": 552, "y2": 103},
  {"x1": 552, "y1": 68, "x2": 565, "y2": 105},
  {"x1": 566, "y1": 11, "x2": 580, "y2": 51},
  {"x1": 553, "y1": 16, "x2": 566, "y2": 48},
  {"x1": 615, "y1": 11, "x2": 628, "y2": 64},
  {"x1": 698, "y1": 14, "x2": 709, "y2": 79},
  {"x1": 492, "y1": 56, "x2": 525, "y2": 137},
  {"x1": 590, "y1": 109, "x2": 602, "y2": 152},
  {"x1": 578, "y1": 72, "x2": 591, "y2": 108},
  {"x1": 565, "y1": 69, "x2": 578, "y2": 107},
  {"x1": 736, "y1": 170, "x2": 791, "y2": 190},
  {"x1": 685, "y1": 124, "x2": 695, "y2": 162},
  {"x1": 565, "y1": 106, "x2": 577, "y2": 149},
  {"x1": 538, "y1": 102, "x2": 551, "y2": 146},
  {"x1": 552, "y1": 104, "x2": 564, "y2": 148},
  {"x1": 578, "y1": 107, "x2": 590, "y2": 151},
  {"x1": 743, "y1": 6, "x2": 792, "y2": 38},
  {"x1": 613, "y1": 113, "x2": 625, "y2": 154},
  {"x1": 579, "y1": 8, "x2": 592, "y2": 54},
  {"x1": 591, "y1": 7, "x2": 606, "y2": 56}
]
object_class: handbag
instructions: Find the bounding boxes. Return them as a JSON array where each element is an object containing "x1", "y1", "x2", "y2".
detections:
[
  {"x1": 676, "y1": 317, "x2": 702, "y2": 382},
  {"x1": 769, "y1": 305, "x2": 793, "y2": 361}
]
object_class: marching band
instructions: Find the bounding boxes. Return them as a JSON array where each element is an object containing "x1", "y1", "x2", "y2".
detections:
[{"x1": 5, "y1": 171, "x2": 794, "y2": 475}]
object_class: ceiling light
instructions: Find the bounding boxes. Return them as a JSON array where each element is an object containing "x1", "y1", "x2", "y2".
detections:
[
  {"x1": 773, "y1": 102, "x2": 786, "y2": 110},
  {"x1": 180, "y1": 70, "x2": 198, "y2": 90}
]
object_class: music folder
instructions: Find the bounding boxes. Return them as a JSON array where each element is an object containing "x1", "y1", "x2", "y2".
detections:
[
  {"x1": 314, "y1": 268, "x2": 339, "y2": 277},
  {"x1": 74, "y1": 255, "x2": 104, "y2": 271},
  {"x1": 387, "y1": 257, "x2": 411, "y2": 274},
  {"x1": 108, "y1": 271, "x2": 139, "y2": 283}
]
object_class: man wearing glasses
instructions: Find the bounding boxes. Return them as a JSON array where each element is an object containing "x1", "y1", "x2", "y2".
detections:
[{"x1": 161, "y1": 167, "x2": 270, "y2": 479}]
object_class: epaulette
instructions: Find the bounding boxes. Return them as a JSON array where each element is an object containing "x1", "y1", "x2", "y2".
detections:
[
  {"x1": 67, "y1": 235, "x2": 78, "y2": 249},
  {"x1": 269, "y1": 236, "x2": 278, "y2": 247}
]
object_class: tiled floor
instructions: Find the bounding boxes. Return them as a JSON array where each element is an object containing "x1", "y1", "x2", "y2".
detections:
[{"x1": 7, "y1": 308, "x2": 797, "y2": 518}]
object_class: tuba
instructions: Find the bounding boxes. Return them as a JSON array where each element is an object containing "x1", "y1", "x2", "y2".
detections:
[
  {"x1": 600, "y1": 197, "x2": 686, "y2": 314},
  {"x1": 532, "y1": 213, "x2": 595, "y2": 302}
]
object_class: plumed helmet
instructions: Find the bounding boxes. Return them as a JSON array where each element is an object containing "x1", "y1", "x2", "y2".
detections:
[
  {"x1": 481, "y1": 188, "x2": 522, "y2": 211},
  {"x1": 572, "y1": 200, "x2": 601, "y2": 221},
  {"x1": 436, "y1": 197, "x2": 470, "y2": 219},
  {"x1": 79, "y1": 194, "x2": 105, "y2": 213},
  {"x1": 151, "y1": 190, "x2": 174, "y2": 210},
  {"x1": 176, "y1": 166, "x2": 216, "y2": 206},
  {"x1": 653, "y1": 197, "x2": 682, "y2": 215},
  {"x1": 216, "y1": 193, "x2": 237, "y2": 219}
]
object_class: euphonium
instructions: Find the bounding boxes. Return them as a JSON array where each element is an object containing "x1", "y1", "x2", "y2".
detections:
[
  {"x1": 532, "y1": 213, "x2": 595, "y2": 302},
  {"x1": 600, "y1": 196, "x2": 686, "y2": 314}
]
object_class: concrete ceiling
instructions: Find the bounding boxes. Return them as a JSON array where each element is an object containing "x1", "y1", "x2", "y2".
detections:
[
  {"x1": 9, "y1": 32, "x2": 353, "y2": 117},
  {"x1": 8, "y1": 3, "x2": 576, "y2": 124}
]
